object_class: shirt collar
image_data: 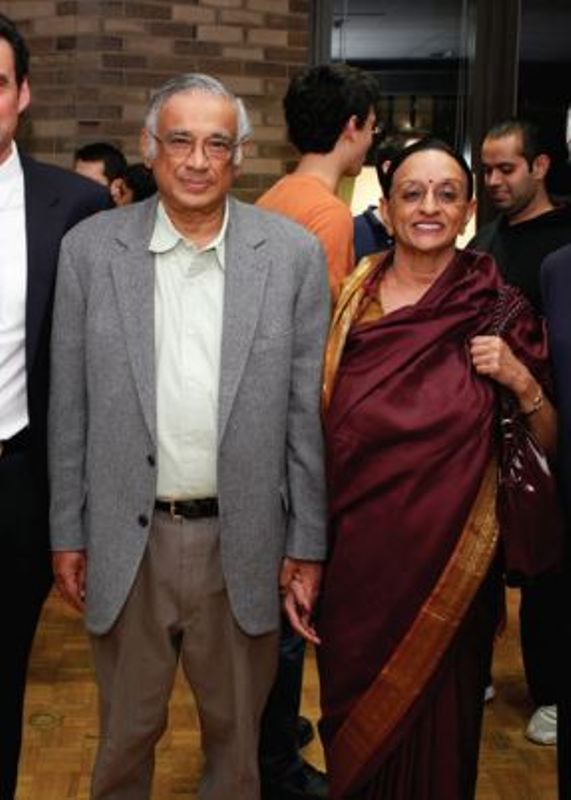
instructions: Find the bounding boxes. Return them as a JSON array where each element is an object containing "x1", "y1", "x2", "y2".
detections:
[
  {"x1": 0, "y1": 142, "x2": 22, "y2": 186},
  {"x1": 149, "y1": 199, "x2": 229, "y2": 269}
]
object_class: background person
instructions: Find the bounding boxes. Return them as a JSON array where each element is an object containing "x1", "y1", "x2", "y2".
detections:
[
  {"x1": 471, "y1": 118, "x2": 571, "y2": 312},
  {"x1": 318, "y1": 139, "x2": 555, "y2": 800},
  {"x1": 470, "y1": 118, "x2": 571, "y2": 744},
  {"x1": 0, "y1": 13, "x2": 108, "y2": 800},
  {"x1": 73, "y1": 141, "x2": 128, "y2": 206},
  {"x1": 115, "y1": 161, "x2": 157, "y2": 205},
  {"x1": 258, "y1": 63, "x2": 379, "y2": 302},
  {"x1": 352, "y1": 133, "x2": 418, "y2": 262}
]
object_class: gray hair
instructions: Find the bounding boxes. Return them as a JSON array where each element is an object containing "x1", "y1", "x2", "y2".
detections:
[{"x1": 144, "y1": 73, "x2": 252, "y2": 166}]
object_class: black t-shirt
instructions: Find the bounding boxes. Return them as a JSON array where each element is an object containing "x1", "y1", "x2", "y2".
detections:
[{"x1": 469, "y1": 205, "x2": 571, "y2": 313}]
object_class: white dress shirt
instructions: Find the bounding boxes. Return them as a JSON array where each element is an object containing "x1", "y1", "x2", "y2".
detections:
[
  {"x1": 151, "y1": 201, "x2": 228, "y2": 499},
  {"x1": 0, "y1": 143, "x2": 28, "y2": 440}
]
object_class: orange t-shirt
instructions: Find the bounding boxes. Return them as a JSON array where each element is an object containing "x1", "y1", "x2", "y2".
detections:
[{"x1": 257, "y1": 173, "x2": 354, "y2": 300}]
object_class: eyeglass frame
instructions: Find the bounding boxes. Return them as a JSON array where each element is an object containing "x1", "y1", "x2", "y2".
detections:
[
  {"x1": 147, "y1": 130, "x2": 241, "y2": 164},
  {"x1": 390, "y1": 178, "x2": 470, "y2": 207}
]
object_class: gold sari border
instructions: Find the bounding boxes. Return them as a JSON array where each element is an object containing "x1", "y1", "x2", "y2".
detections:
[
  {"x1": 322, "y1": 254, "x2": 383, "y2": 412},
  {"x1": 329, "y1": 460, "x2": 499, "y2": 797}
]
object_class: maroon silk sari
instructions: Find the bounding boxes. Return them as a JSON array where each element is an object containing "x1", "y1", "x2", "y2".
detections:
[{"x1": 318, "y1": 249, "x2": 548, "y2": 799}]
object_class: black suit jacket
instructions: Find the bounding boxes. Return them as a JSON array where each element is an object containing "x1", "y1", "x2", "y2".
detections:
[
  {"x1": 16, "y1": 154, "x2": 109, "y2": 549},
  {"x1": 541, "y1": 243, "x2": 571, "y2": 519}
]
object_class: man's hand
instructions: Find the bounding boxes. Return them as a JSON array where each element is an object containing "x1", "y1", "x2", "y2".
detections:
[
  {"x1": 279, "y1": 557, "x2": 323, "y2": 645},
  {"x1": 52, "y1": 550, "x2": 87, "y2": 613}
]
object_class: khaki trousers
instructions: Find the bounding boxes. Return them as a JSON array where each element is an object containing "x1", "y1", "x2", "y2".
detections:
[{"x1": 90, "y1": 512, "x2": 278, "y2": 800}]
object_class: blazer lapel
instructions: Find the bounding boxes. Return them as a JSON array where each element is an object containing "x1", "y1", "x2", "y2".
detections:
[
  {"x1": 110, "y1": 198, "x2": 159, "y2": 442},
  {"x1": 218, "y1": 199, "x2": 270, "y2": 443},
  {"x1": 23, "y1": 159, "x2": 62, "y2": 373}
]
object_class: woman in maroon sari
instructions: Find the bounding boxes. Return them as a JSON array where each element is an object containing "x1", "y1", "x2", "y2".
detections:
[{"x1": 318, "y1": 139, "x2": 557, "y2": 800}]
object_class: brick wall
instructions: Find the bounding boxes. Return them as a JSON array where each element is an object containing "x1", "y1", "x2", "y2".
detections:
[{"x1": 1, "y1": 0, "x2": 312, "y2": 201}]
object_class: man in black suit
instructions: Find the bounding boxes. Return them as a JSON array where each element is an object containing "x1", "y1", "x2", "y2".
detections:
[
  {"x1": 542, "y1": 244, "x2": 571, "y2": 799},
  {"x1": 0, "y1": 14, "x2": 108, "y2": 799}
]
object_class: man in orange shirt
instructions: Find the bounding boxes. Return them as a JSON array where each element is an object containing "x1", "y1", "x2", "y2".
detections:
[
  {"x1": 258, "y1": 64, "x2": 379, "y2": 302},
  {"x1": 257, "y1": 63, "x2": 379, "y2": 800}
]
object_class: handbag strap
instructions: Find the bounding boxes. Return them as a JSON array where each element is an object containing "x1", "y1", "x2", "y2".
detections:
[
  {"x1": 490, "y1": 285, "x2": 531, "y2": 417},
  {"x1": 491, "y1": 284, "x2": 529, "y2": 337}
]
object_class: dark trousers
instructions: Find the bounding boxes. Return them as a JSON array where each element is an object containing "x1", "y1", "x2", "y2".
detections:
[
  {"x1": 0, "y1": 448, "x2": 52, "y2": 800},
  {"x1": 557, "y1": 562, "x2": 571, "y2": 800},
  {"x1": 520, "y1": 573, "x2": 565, "y2": 707},
  {"x1": 259, "y1": 618, "x2": 305, "y2": 779},
  {"x1": 559, "y1": 697, "x2": 571, "y2": 800}
]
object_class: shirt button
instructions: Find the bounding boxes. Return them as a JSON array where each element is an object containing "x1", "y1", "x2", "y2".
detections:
[
  {"x1": 147, "y1": 454, "x2": 155, "y2": 467},
  {"x1": 138, "y1": 514, "x2": 149, "y2": 528}
]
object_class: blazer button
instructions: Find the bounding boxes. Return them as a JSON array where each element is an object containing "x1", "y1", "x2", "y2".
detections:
[
  {"x1": 138, "y1": 514, "x2": 149, "y2": 528},
  {"x1": 147, "y1": 454, "x2": 155, "y2": 467}
]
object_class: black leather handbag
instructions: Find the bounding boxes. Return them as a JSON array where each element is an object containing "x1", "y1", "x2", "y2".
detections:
[
  {"x1": 493, "y1": 286, "x2": 566, "y2": 586},
  {"x1": 496, "y1": 391, "x2": 565, "y2": 586}
]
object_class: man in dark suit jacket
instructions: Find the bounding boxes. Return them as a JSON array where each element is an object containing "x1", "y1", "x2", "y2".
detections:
[
  {"x1": 541, "y1": 243, "x2": 571, "y2": 799},
  {"x1": 0, "y1": 14, "x2": 108, "y2": 799}
]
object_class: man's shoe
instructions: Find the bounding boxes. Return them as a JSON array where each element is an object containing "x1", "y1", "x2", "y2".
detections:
[
  {"x1": 526, "y1": 705, "x2": 557, "y2": 745},
  {"x1": 261, "y1": 760, "x2": 328, "y2": 800},
  {"x1": 297, "y1": 715, "x2": 315, "y2": 748}
]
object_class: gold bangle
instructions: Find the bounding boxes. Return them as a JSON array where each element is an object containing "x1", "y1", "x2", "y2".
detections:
[{"x1": 521, "y1": 387, "x2": 544, "y2": 417}]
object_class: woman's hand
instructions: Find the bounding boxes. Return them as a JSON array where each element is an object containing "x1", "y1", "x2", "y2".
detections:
[
  {"x1": 470, "y1": 335, "x2": 557, "y2": 455},
  {"x1": 470, "y1": 335, "x2": 533, "y2": 396}
]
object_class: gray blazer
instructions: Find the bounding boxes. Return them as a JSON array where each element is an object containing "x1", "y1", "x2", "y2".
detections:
[{"x1": 49, "y1": 196, "x2": 330, "y2": 636}]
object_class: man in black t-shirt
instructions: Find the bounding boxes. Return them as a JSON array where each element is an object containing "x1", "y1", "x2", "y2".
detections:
[
  {"x1": 470, "y1": 119, "x2": 571, "y2": 312},
  {"x1": 470, "y1": 118, "x2": 571, "y2": 747}
]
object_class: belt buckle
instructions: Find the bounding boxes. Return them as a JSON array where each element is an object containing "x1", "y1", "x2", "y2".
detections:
[{"x1": 169, "y1": 500, "x2": 183, "y2": 521}]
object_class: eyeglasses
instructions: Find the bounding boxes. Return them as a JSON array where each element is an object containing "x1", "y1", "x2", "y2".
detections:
[
  {"x1": 393, "y1": 180, "x2": 467, "y2": 206},
  {"x1": 149, "y1": 131, "x2": 238, "y2": 163}
]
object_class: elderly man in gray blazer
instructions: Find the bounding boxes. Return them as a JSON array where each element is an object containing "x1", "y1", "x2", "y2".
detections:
[{"x1": 49, "y1": 73, "x2": 329, "y2": 800}]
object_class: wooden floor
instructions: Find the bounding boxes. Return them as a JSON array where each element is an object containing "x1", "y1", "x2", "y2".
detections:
[{"x1": 17, "y1": 588, "x2": 557, "y2": 799}]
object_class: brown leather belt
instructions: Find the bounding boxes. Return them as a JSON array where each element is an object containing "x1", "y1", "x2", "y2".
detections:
[
  {"x1": 154, "y1": 497, "x2": 219, "y2": 520},
  {"x1": 0, "y1": 427, "x2": 30, "y2": 459}
]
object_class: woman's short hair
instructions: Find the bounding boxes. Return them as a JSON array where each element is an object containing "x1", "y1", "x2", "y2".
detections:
[{"x1": 384, "y1": 138, "x2": 474, "y2": 201}]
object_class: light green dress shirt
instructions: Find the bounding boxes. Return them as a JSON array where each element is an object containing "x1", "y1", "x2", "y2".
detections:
[{"x1": 150, "y1": 201, "x2": 228, "y2": 499}]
